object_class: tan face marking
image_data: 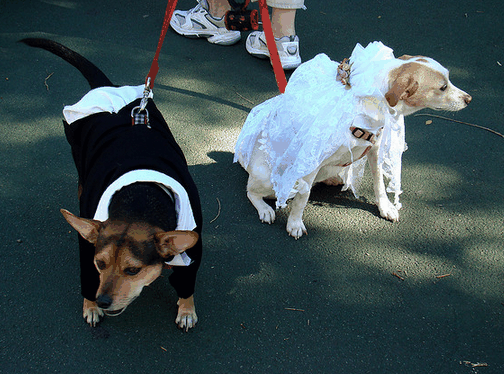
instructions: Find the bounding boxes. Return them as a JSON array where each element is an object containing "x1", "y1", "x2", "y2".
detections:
[
  {"x1": 386, "y1": 61, "x2": 471, "y2": 111},
  {"x1": 93, "y1": 222, "x2": 164, "y2": 312},
  {"x1": 398, "y1": 55, "x2": 430, "y2": 63},
  {"x1": 60, "y1": 209, "x2": 199, "y2": 313}
]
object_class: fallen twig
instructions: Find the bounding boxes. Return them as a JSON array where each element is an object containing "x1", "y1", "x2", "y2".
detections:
[
  {"x1": 209, "y1": 198, "x2": 221, "y2": 224},
  {"x1": 462, "y1": 360, "x2": 488, "y2": 368},
  {"x1": 44, "y1": 72, "x2": 54, "y2": 91},
  {"x1": 160, "y1": 346, "x2": 167, "y2": 352},
  {"x1": 392, "y1": 272, "x2": 405, "y2": 281},
  {"x1": 235, "y1": 91, "x2": 255, "y2": 106},
  {"x1": 435, "y1": 274, "x2": 452, "y2": 279},
  {"x1": 414, "y1": 113, "x2": 504, "y2": 139},
  {"x1": 285, "y1": 307, "x2": 305, "y2": 312}
]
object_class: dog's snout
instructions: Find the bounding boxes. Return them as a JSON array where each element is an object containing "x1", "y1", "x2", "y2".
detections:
[
  {"x1": 464, "y1": 94, "x2": 472, "y2": 105},
  {"x1": 96, "y1": 294, "x2": 113, "y2": 309}
]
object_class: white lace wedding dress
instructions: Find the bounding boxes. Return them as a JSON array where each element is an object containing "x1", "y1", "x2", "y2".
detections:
[{"x1": 234, "y1": 41, "x2": 407, "y2": 210}]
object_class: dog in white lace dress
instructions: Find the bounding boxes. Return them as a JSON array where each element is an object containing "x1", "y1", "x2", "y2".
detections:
[{"x1": 234, "y1": 42, "x2": 471, "y2": 239}]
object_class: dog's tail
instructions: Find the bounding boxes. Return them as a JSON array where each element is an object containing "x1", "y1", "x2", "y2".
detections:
[{"x1": 19, "y1": 38, "x2": 113, "y2": 89}]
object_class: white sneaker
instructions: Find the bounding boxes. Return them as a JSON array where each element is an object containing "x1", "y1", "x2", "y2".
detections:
[
  {"x1": 170, "y1": 0, "x2": 241, "y2": 46},
  {"x1": 246, "y1": 31, "x2": 301, "y2": 70}
]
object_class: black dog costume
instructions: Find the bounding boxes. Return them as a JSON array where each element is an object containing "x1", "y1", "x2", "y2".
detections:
[
  {"x1": 65, "y1": 98, "x2": 203, "y2": 302},
  {"x1": 21, "y1": 38, "x2": 202, "y2": 304}
]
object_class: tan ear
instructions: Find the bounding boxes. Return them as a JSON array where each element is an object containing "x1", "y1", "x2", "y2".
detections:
[
  {"x1": 60, "y1": 209, "x2": 102, "y2": 244},
  {"x1": 155, "y1": 231, "x2": 199, "y2": 258},
  {"x1": 385, "y1": 65, "x2": 419, "y2": 107}
]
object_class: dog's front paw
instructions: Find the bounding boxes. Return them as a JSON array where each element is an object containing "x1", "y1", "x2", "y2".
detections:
[
  {"x1": 83, "y1": 298, "x2": 104, "y2": 327},
  {"x1": 286, "y1": 218, "x2": 307, "y2": 239},
  {"x1": 377, "y1": 198, "x2": 399, "y2": 222},
  {"x1": 258, "y1": 205, "x2": 276, "y2": 224},
  {"x1": 176, "y1": 296, "x2": 198, "y2": 332}
]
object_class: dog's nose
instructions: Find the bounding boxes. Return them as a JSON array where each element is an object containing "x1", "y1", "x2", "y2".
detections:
[
  {"x1": 96, "y1": 294, "x2": 113, "y2": 309},
  {"x1": 464, "y1": 94, "x2": 472, "y2": 105}
]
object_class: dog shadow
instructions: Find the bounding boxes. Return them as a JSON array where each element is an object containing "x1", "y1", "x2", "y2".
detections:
[
  {"x1": 203, "y1": 151, "x2": 380, "y2": 218},
  {"x1": 308, "y1": 183, "x2": 380, "y2": 217}
]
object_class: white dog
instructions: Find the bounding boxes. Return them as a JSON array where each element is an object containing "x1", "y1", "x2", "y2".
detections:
[{"x1": 234, "y1": 42, "x2": 471, "y2": 239}]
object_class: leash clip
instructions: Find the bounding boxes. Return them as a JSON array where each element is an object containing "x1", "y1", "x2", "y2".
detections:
[{"x1": 131, "y1": 77, "x2": 151, "y2": 127}]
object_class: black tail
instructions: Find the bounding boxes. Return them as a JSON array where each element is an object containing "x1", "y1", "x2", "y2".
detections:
[{"x1": 19, "y1": 38, "x2": 114, "y2": 89}]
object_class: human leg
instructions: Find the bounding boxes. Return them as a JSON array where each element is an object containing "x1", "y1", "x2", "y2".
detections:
[{"x1": 246, "y1": 0, "x2": 303, "y2": 69}]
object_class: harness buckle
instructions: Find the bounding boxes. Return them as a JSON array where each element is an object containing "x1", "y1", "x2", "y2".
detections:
[
  {"x1": 351, "y1": 126, "x2": 376, "y2": 144},
  {"x1": 131, "y1": 106, "x2": 150, "y2": 127}
]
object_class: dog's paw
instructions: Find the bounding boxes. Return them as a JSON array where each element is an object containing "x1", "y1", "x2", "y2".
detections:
[
  {"x1": 258, "y1": 205, "x2": 276, "y2": 224},
  {"x1": 83, "y1": 298, "x2": 104, "y2": 327},
  {"x1": 176, "y1": 297, "x2": 198, "y2": 332},
  {"x1": 377, "y1": 199, "x2": 399, "y2": 222},
  {"x1": 286, "y1": 219, "x2": 307, "y2": 239}
]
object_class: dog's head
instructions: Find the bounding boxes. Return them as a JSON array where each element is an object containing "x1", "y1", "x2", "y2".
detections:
[
  {"x1": 385, "y1": 55, "x2": 471, "y2": 114},
  {"x1": 61, "y1": 209, "x2": 198, "y2": 315}
]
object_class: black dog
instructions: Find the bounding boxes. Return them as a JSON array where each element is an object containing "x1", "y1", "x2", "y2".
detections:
[{"x1": 21, "y1": 38, "x2": 202, "y2": 331}]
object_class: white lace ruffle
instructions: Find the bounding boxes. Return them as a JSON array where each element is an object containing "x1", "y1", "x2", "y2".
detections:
[{"x1": 234, "y1": 41, "x2": 407, "y2": 209}]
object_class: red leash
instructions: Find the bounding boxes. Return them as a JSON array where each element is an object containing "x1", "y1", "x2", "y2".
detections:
[
  {"x1": 258, "y1": 0, "x2": 287, "y2": 93},
  {"x1": 145, "y1": 0, "x2": 179, "y2": 90},
  {"x1": 142, "y1": 0, "x2": 287, "y2": 100},
  {"x1": 133, "y1": 0, "x2": 178, "y2": 125}
]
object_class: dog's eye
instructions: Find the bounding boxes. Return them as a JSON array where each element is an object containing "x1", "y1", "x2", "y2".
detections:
[
  {"x1": 96, "y1": 260, "x2": 106, "y2": 270},
  {"x1": 440, "y1": 84, "x2": 448, "y2": 91},
  {"x1": 125, "y1": 267, "x2": 141, "y2": 276}
]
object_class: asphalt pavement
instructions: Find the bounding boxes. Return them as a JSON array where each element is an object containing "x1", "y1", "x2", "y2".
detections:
[{"x1": 1, "y1": 0, "x2": 503, "y2": 373}]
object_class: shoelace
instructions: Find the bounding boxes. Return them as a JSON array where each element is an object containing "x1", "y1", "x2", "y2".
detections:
[{"x1": 188, "y1": 2, "x2": 205, "y2": 16}]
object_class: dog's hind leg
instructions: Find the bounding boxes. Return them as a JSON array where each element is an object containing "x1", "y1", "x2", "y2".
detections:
[{"x1": 247, "y1": 181, "x2": 276, "y2": 224}]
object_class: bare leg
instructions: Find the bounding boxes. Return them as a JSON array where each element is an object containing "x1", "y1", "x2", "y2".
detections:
[
  {"x1": 206, "y1": 0, "x2": 231, "y2": 18},
  {"x1": 271, "y1": 8, "x2": 296, "y2": 37}
]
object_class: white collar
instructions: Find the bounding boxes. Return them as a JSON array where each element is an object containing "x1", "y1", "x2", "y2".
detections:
[
  {"x1": 93, "y1": 169, "x2": 196, "y2": 267},
  {"x1": 63, "y1": 85, "x2": 153, "y2": 124}
]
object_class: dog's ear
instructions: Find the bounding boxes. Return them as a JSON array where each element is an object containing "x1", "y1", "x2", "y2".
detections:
[
  {"x1": 386, "y1": 64, "x2": 419, "y2": 107},
  {"x1": 60, "y1": 209, "x2": 102, "y2": 244},
  {"x1": 155, "y1": 231, "x2": 199, "y2": 258}
]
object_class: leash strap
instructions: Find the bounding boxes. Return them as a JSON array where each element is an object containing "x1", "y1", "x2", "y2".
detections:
[
  {"x1": 258, "y1": 0, "x2": 287, "y2": 93},
  {"x1": 133, "y1": 0, "x2": 287, "y2": 126},
  {"x1": 146, "y1": 0, "x2": 179, "y2": 90},
  {"x1": 133, "y1": 0, "x2": 179, "y2": 125}
]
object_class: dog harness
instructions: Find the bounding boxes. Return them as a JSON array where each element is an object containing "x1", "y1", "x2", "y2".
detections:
[{"x1": 335, "y1": 126, "x2": 383, "y2": 168}]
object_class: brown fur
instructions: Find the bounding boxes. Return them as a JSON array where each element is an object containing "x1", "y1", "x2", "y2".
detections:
[{"x1": 386, "y1": 62, "x2": 452, "y2": 108}]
